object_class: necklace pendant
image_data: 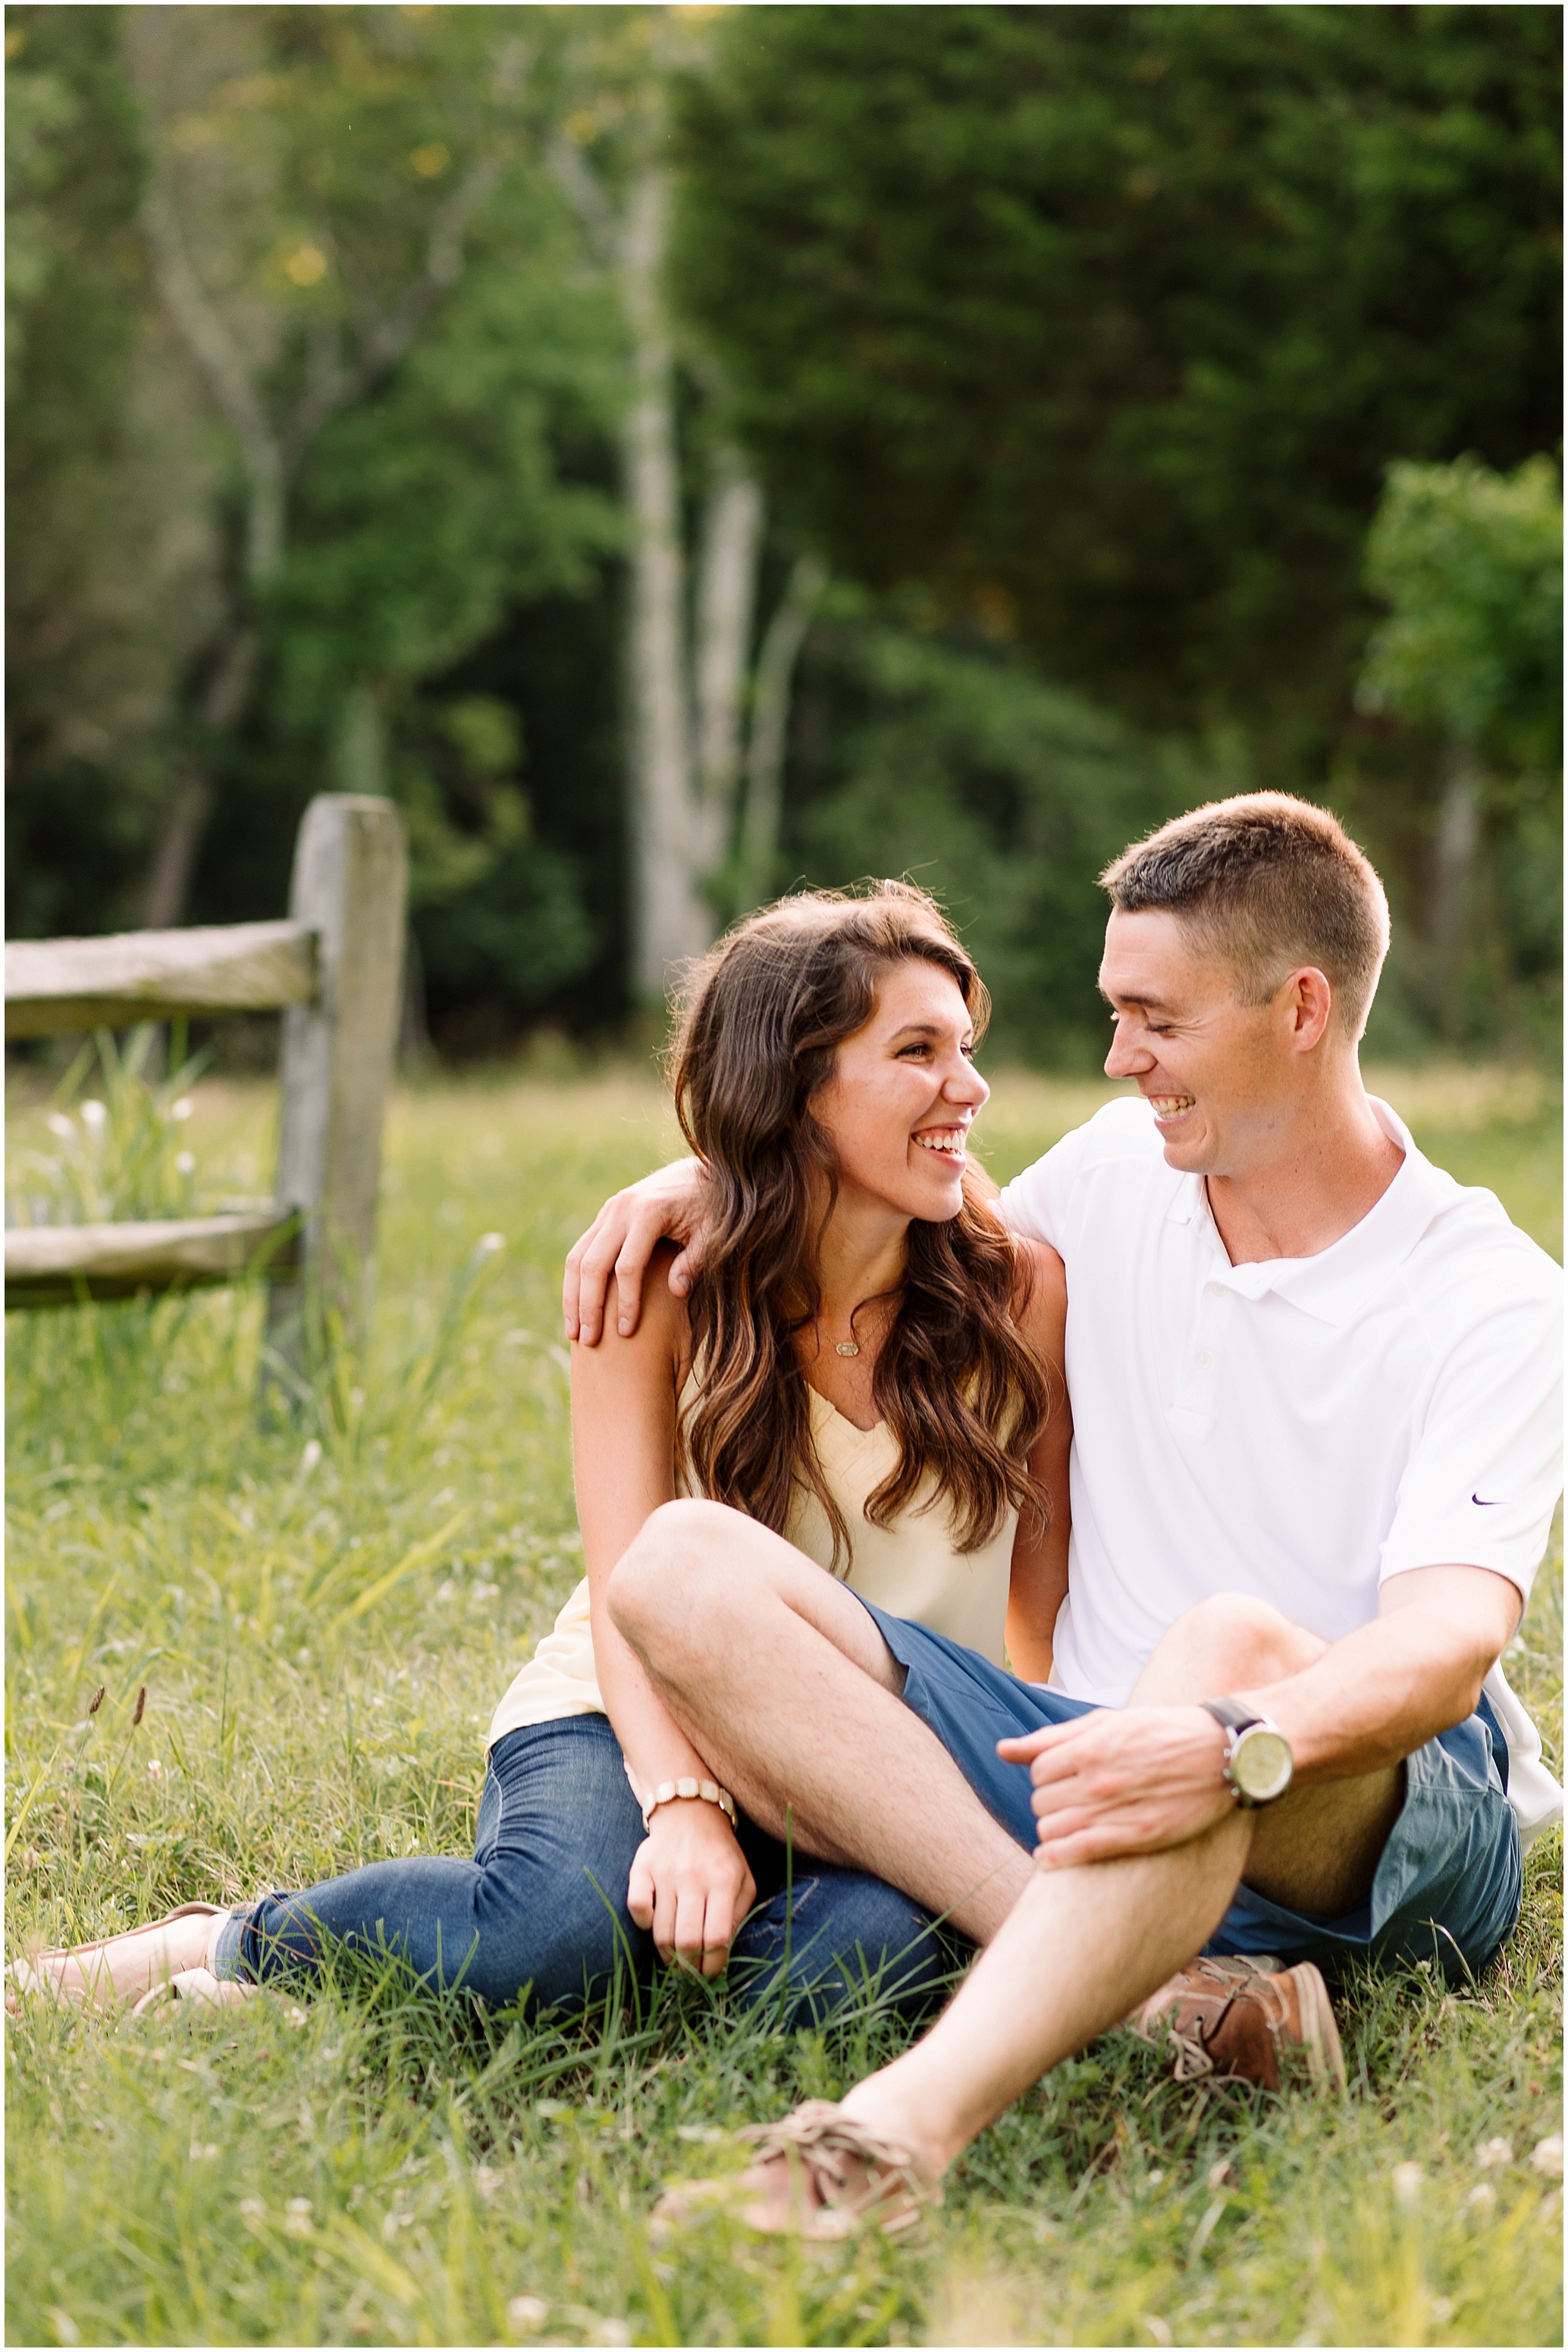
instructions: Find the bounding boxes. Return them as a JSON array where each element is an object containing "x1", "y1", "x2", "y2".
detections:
[{"x1": 835, "y1": 1340, "x2": 861, "y2": 1358}]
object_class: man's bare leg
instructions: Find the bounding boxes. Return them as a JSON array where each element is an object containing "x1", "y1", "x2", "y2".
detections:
[
  {"x1": 833, "y1": 1595, "x2": 1404, "y2": 2178},
  {"x1": 608, "y1": 1500, "x2": 1033, "y2": 1943},
  {"x1": 839, "y1": 1820, "x2": 1250, "y2": 2175}
]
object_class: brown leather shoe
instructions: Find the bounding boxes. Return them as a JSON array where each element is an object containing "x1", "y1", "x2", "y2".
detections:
[{"x1": 1130, "y1": 1954, "x2": 1346, "y2": 2091}]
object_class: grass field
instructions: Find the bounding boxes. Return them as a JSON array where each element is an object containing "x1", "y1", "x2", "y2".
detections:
[{"x1": 5, "y1": 1057, "x2": 1562, "y2": 2348}]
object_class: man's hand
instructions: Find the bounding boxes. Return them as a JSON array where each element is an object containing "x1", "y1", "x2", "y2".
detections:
[
  {"x1": 626, "y1": 1798, "x2": 757, "y2": 1976},
  {"x1": 997, "y1": 1706, "x2": 1235, "y2": 1870},
  {"x1": 563, "y1": 1159, "x2": 710, "y2": 1344}
]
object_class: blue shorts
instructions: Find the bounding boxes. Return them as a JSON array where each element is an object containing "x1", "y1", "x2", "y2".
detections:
[{"x1": 861, "y1": 1603, "x2": 1523, "y2": 1987}]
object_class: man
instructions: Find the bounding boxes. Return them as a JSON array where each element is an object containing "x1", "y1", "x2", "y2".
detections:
[{"x1": 565, "y1": 794, "x2": 1561, "y2": 2228}]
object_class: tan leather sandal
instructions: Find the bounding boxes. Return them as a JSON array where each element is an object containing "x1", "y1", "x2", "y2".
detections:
[
  {"x1": 130, "y1": 1967, "x2": 263, "y2": 2017},
  {"x1": 5, "y1": 1902, "x2": 234, "y2": 2014},
  {"x1": 651, "y1": 2100, "x2": 936, "y2": 2241}
]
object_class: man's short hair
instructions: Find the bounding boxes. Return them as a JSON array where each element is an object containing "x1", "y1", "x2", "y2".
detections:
[{"x1": 1100, "y1": 793, "x2": 1391, "y2": 1039}]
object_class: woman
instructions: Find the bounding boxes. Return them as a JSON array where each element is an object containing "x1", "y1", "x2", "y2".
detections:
[{"x1": 9, "y1": 886, "x2": 1070, "y2": 2021}]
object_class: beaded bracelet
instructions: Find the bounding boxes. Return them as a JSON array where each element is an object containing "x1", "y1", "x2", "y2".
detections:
[{"x1": 633, "y1": 1772, "x2": 738, "y2": 1832}]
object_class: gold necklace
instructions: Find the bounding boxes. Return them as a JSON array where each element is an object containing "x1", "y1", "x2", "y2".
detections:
[{"x1": 822, "y1": 1296, "x2": 896, "y2": 1359}]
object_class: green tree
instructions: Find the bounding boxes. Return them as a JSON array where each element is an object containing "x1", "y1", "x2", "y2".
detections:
[
  {"x1": 1359, "y1": 453, "x2": 1562, "y2": 1043},
  {"x1": 255, "y1": 184, "x2": 626, "y2": 1030},
  {"x1": 5, "y1": 6, "x2": 222, "y2": 941},
  {"x1": 544, "y1": 6, "x2": 829, "y2": 1000},
  {"x1": 7, "y1": 5, "x2": 632, "y2": 1036},
  {"x1": 781, "y1": 604, "x2": 1190, "y2": 1065},
  {"x1": 121, "y1": 2, "x2": 558, "y2": 924},
  {"x1": 674, "y1": 5, "x2": 1560, "y2": 773}
]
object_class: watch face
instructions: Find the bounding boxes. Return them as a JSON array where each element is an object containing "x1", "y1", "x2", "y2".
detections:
[{"x1": 1233, "y1": 1726, "x2": 1293, "y2": 1804}]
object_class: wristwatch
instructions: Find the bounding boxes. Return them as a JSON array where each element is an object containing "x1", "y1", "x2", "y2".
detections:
[{"x1": 1200, "y1": 1697, "x2": 1294, "y2": 1808}]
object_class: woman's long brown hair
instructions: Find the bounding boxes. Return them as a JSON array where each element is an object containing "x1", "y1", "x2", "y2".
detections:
[{"x1": 671, "y1": 884, "x2": 1052, "y2": 1572}]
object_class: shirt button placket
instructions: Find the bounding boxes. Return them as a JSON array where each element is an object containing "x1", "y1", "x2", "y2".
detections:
[{"x1": 1179, "y1": 1280, "x2": 1227, "y2": 1413}]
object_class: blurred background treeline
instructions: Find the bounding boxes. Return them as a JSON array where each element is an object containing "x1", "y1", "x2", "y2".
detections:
[{"x1": 7, "y1": 3, "x2": 1561, "y2": 1066}]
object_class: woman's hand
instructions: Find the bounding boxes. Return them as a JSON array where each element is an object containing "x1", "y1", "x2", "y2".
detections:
[{"x1": 626, "y1": 1798, "x2": 757, "y2": 1977}]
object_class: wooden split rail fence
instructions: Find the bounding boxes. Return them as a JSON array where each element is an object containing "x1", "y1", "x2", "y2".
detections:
[{"x1": 5, "y1": 794, "x2": 407, "y2": 1349}]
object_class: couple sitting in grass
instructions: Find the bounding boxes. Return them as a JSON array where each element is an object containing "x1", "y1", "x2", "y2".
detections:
[{"x1": 17, "y1": 795, "x2": 1562, "y2": 2241}]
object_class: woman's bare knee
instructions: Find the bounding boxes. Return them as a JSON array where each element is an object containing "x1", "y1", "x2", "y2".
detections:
[{"x1": 1132, "y1": 1592, "x2": 1324, "y2": 1704}]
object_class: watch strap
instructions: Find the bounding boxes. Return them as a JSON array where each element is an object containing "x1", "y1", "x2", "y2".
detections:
[
  {"x1": 1201, "y1": 1695, "x2": 1265, "y2": 1736},
  {"x1": 1200, "y1": 1697, "x2": 1293, "y2": 1808}
]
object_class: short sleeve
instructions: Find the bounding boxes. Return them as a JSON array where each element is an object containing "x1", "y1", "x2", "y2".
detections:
[
  {"x1": 998, "y1": 1127, "x2": 1086, "y2": 1250},
  {"x1": 1380, "y1": 1275, "x2": 1564, "y2": 1598}
]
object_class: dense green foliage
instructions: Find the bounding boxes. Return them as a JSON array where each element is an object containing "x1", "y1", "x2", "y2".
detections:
[
  {"x1": 675, "y1": 5, "x2": 1560, "y2": 757},
  {"x1": 5, "y1": 5, "x2": 187, "y2": 941},
  {"x1": 779, "y1": 608, "x2": 1190, "y2": 1061},
  {"x1": 5, "y1": 6, "x2": 1561, "y2": 1058},
  {"x1": 1359, "y1": 453, "x2": 1563, "y2": 1043},
  {"x1": 5, "y1": 5, "x2": 630, "y2": 1036},
  {"x1": 1363, "y1": 455, "x2": 1563, "y2": 777},
  {"x1": 672, "y1": 6, "x2": 1562, "y2": 1055},
  {"x1": 5, "y1": 1065, "x2": 1563, "y2": 2345}
]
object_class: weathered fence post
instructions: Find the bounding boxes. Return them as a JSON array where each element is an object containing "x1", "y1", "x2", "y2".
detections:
[{"x1": 265, "y1": 795, "x2": 406, "y2": 1367}]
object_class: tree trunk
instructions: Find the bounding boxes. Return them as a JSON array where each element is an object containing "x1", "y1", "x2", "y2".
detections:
[
  {"x1": 130, "y1": 4, "x2": 497, "y2": 939},
  {"x1": 1431, "y1": 737, "x2": 1481, "y2": 1042},
  {"x1": 736, "y1": 556, "x2": 828, "y2": 914},
  {"x1": 692, "y1": 447, "x2": 764, "y2": 874},
  {"x1": 138, "y1": 620, "x2": 260, "y2": 928},
  {"x1": 333, "y1": 685, "x2": 387, "y2": 798},
  {"x1": 140, "y1": 781, "x2": 213, "y2": 931},
  {"x1": 619, "y1": 165, "x2": 708, "y2": 1002}
]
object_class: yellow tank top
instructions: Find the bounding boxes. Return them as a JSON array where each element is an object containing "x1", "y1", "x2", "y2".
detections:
[{"x1": 486, "y1": 1383, "x2": 1018, "y2": 1748}]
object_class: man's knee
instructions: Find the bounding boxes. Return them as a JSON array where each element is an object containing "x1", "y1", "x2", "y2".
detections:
[
  {"x1": 1143, "y1": 1592, "x2": 1323, "y2": 1699},
  {"x1": 607, "y1": 1498, "x2": 735, "y2": 1658}
]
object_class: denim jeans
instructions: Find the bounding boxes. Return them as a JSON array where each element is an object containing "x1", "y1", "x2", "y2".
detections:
[{"x1": 213, "y1": 1713, "x2": 955, "y2": 2021}]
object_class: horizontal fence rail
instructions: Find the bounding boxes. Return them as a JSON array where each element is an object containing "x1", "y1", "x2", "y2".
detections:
[
  {"x1": 5, "y1": 795, "x2": 406, "y2": 1350},
  {"x1": 5, "y1": 1212, "x2": 298, "y2": 1311},
  {"x1": 4, "y1": 920, "x2": 317, "y2": 1040}
]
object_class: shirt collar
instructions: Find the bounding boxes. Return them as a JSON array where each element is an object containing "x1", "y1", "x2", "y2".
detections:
[{"x1": 1168, "y1": 1098, "x2": 1458, "y2": 1326}]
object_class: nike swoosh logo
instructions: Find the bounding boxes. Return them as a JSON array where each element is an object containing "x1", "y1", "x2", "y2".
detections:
[{"x1": 1472, "y1": 1493, "x2": 1506, "y2": 1507}]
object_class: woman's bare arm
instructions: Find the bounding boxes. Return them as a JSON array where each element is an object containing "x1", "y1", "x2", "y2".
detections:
[
  {"x1": 1005, "y1": 1240, "x2": 1071, "y2": 1684},
  {"x1": 570, "y1": 1248, "x2": 755, "y2": 1969}
]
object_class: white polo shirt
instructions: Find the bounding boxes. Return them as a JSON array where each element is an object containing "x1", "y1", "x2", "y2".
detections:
[{"x1": 999, "y1": 1095, "x2": 1563, "y2": 1847}]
